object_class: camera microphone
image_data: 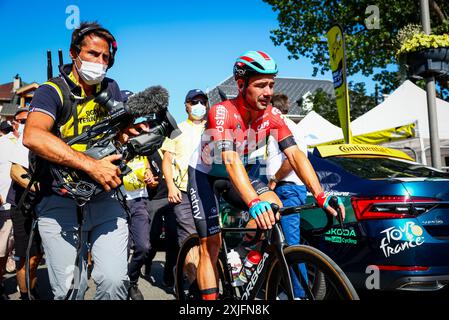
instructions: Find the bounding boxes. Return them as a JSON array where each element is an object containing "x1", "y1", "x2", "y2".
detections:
[
  {"x1": 94, "y1": 85, "x2": 169, "y2": 119},
  {"x1": 127, "y1": 85, "x2": 169, "y2": 117},
  {"x1": 91, "y1": 85, "x2": 180, "y2": 158}
]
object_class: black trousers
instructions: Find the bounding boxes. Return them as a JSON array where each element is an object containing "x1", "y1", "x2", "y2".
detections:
[
  {"x1": 145, "y1": 197, "x2": 178, "y2": 279},
  {"x1": 127, "y1": 198, "x2": 151, "y2": 284}
]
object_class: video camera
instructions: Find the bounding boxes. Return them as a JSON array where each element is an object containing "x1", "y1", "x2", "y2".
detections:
[{"x1": 50, "y1": 86, "x2": 179, "y2": 204}]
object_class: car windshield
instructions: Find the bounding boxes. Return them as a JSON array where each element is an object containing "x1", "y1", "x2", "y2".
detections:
[{"x1": 327, "y1": 156, "x2": 449, "y2": 179}]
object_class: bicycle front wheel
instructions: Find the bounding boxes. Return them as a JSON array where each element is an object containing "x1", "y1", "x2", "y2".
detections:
[
  {"x1": 265, "y1": 245, "x2": 359, "y2": 300},
  {"x1": 175, "y1": 234, "x2": 230, "y2": 300},
  {"x1": 175, "y1": 234, "x2": 201, "y2": 300}
]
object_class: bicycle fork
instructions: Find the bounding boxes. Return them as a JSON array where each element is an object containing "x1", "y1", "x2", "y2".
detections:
[{"x1": 269, "y1": 223, "x2": 295, "y2": 300}]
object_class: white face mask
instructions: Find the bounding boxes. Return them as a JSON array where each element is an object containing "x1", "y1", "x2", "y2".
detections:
[
  {"x1": 190, "y1": 103, "x2": 206, "y2": 120},
  {"x1": 75, "y1": 56, "x2": 107, "y2": 85},
  {"x1": 17, "y1": 124, "x2": 25, "y2": 136}
]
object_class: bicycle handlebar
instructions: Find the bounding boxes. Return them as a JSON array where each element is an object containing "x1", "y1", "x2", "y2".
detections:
[
  {"x1": 307, "y1": 196, "x2": 344, "y2": 236},
  {"x1": 241, "y1": 196, "x2": 344, "y2": 246}
]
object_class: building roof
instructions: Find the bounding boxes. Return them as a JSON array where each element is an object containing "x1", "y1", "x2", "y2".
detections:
[
  {"x1": 16, "y1": 82, "x2": 39, "y2": 95},
  {"x1": 0, "y1": 82, "x2": 14, "y2": 101},
  {"x1": 0, "y1": 103, "x2": 21, "y2": 117},
  {"x1": 207, "y1": 76, "x2": 334, "y2": 116}
]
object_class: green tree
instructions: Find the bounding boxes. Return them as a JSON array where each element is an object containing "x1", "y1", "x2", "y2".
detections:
[
  {"x1": 264, "y1": 0, "x2": 449, "y2": 98},
  {"x1": 304, "y1": 82, "x2": 376, "y2": 126}
]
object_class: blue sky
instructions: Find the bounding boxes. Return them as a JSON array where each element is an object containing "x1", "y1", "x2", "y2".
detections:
[{"x1": 0, "y1": 0, "x2": 373, "y2": 122}]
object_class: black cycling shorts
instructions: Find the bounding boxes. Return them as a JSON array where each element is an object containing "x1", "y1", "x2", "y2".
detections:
[{"x1": 187, "y1": 166, "x2": 270, "y2": 239}]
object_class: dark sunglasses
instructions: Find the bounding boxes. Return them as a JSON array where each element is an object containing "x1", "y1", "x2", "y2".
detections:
[
  {"x1": 190, "y1": 99, "x2": 207, "y2": 105},
  {"x1": 15, "y1": 119, "x2": 27, "y2": 124}
]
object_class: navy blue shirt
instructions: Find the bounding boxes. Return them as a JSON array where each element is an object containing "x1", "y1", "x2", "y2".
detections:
[{"x1": 29, "y1": 64, "x2": 123, "y2": 196}]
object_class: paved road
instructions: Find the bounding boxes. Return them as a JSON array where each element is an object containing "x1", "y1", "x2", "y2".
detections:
[
  {"x1": 4, "y1": 252, "x2": 449, "y2": 300},
  {"x1": 3, "y1": 251, "x2": 176, "y2": 300}
]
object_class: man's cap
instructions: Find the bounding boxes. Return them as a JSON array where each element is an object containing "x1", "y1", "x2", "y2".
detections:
[
  {"x1": 0, "y1": 120, "x2": 13, "y2": 132},
  {"x1": 14, "y1": 107, "x2": 29, "y2": 117},
  {"x1": 185, "y1": 89, "x2": 208, "y2": 103},
  {"x1": 120, "y1": 90, "x2": 134, "y2": 102}
]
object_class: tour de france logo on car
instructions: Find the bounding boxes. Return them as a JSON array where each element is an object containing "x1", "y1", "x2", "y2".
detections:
[{"x1": 379, "y1": 221, "x2": 425, "y2": 258}]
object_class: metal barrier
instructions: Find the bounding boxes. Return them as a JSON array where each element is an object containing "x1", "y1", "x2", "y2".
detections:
[
  {"x1": 423, "y1": 144, "x2": 449, "y2": 171},
  {"x1": 392, "y1": 145, "x2": 448, "y2": 172}
]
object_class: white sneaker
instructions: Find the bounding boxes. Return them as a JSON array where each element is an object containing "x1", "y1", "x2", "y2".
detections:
[
  {"x1": 5, "y1": 256, "x2": 15, "y2": 273},
  {"x1": 276, "y1": 293, "x2": 308, "y2": 300},
  {"x1": 276, "y1": 292, "x2": 289, "y2": 300}
]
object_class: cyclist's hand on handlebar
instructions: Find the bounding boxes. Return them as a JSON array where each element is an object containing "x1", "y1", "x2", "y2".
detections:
[
  {"x1": 316, "y1": 192, "x2": 346, "y2": 222},
  {"x1": 248, "y1": 199, "x2": 275, "y2": 230}
]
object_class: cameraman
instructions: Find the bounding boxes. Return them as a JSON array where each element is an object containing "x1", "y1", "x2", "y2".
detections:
[{"x1": 23, "y1": 22, "x2": 142, "y2": 300}]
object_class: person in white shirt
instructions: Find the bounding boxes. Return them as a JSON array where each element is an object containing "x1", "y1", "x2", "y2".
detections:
[
  {"x1": 0, "y1": 122, "x2": 18, "y2": 300},
  {"x1": 265, "y1": 93, "x2": 309, "y2": 299},
  {"x1": 160, "y1": 89, "x2": 208, "y2": 292},
  {"x1": 161, "y1": 89, "x2": 208, "y2": 246},
  {"x1": 7, "y1": 108, "x2": 43, "y2": 300}
]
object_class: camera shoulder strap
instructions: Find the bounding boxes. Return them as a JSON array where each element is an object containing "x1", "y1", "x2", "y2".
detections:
[
  {"x1": 46, "y1": 76, "x2": 77, "y2": 134},
  {"x1": 47, "y1": 77, "x2": 111, "y2": 138}
]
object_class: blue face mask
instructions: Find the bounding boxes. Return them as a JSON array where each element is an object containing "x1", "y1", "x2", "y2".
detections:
[{"x1": 190, "y1": 103, "x2": 206, "y2": 120}]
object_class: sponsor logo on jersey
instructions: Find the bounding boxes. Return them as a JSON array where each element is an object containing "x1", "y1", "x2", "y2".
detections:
[{"x1": 214, "y1": 105, "x2": 227, "y2": 133}]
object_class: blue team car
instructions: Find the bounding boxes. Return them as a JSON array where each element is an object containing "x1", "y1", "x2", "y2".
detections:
[{"x1": 301, "y1": 144, "x2": 449, "y2": 292}]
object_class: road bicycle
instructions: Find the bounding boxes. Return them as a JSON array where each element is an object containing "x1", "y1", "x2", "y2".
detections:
[{"x1": 175, "y1": 195, "x2": 359, "y2": 300}]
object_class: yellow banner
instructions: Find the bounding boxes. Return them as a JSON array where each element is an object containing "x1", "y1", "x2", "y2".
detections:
[
  {"x1": 327, "y1": 24, "x2": 352, "y2": 144},
  {"x1": 315, "y1": 144, "x2": 413, "y2": 161},
  {"x1": 314, "y1": 122, "x2": 416, "y2": 147}
]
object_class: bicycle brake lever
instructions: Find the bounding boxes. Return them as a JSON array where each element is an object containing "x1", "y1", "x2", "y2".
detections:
[
  {"x1": 336, "y1": 206, "x2": 344, "y2": 230},
  {"x1": 270, "y1": 203, "x2": 280, "y2": 214},
  {"x1": 329, "y1": 196, "x2": 344, "y2": 230}
]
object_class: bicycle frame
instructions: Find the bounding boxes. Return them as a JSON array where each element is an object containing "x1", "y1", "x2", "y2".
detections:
[
  {"x1": 220, "y1": 222, "x2": 296, "y2": 300},
  {"x1": 218, "y1": 200, "x2": 341, "y2": 300}
]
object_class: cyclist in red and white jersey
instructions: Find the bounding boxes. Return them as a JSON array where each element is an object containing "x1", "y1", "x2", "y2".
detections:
[{"x1": 187, "y1": 50, "x2": 345, "y2": 300}]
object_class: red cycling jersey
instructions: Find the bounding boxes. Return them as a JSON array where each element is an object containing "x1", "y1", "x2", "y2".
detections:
[
  {"x1": 188, "y1": 95, "x2": 296, "y2": 177},
  {"x1": 207, "y1": 95, "x2": 295, "y2": 155}
]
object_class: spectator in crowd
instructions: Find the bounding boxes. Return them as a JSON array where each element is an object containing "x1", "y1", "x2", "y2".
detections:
[
  {"x1": 143, "y1": 148, "x2": 178, "y2": 289},
  {"x1": 121, "y1": 153, "x2": 152, "y2": 300},
  {"x1": 161, "y1": 89, "x2": 209, "y2": 246},
  {"x1": 0, "y1": 121, "x2": 13, "y2": 136},
  {"x1": 0, "y1": 119, "x2": 19, "y2": 300},
  {"x1": 6, "y1": 108, "x2": 43, "y2": 300},
  {"x1": 160, "y1": 89, "x2": 208, "y2": 288}
]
